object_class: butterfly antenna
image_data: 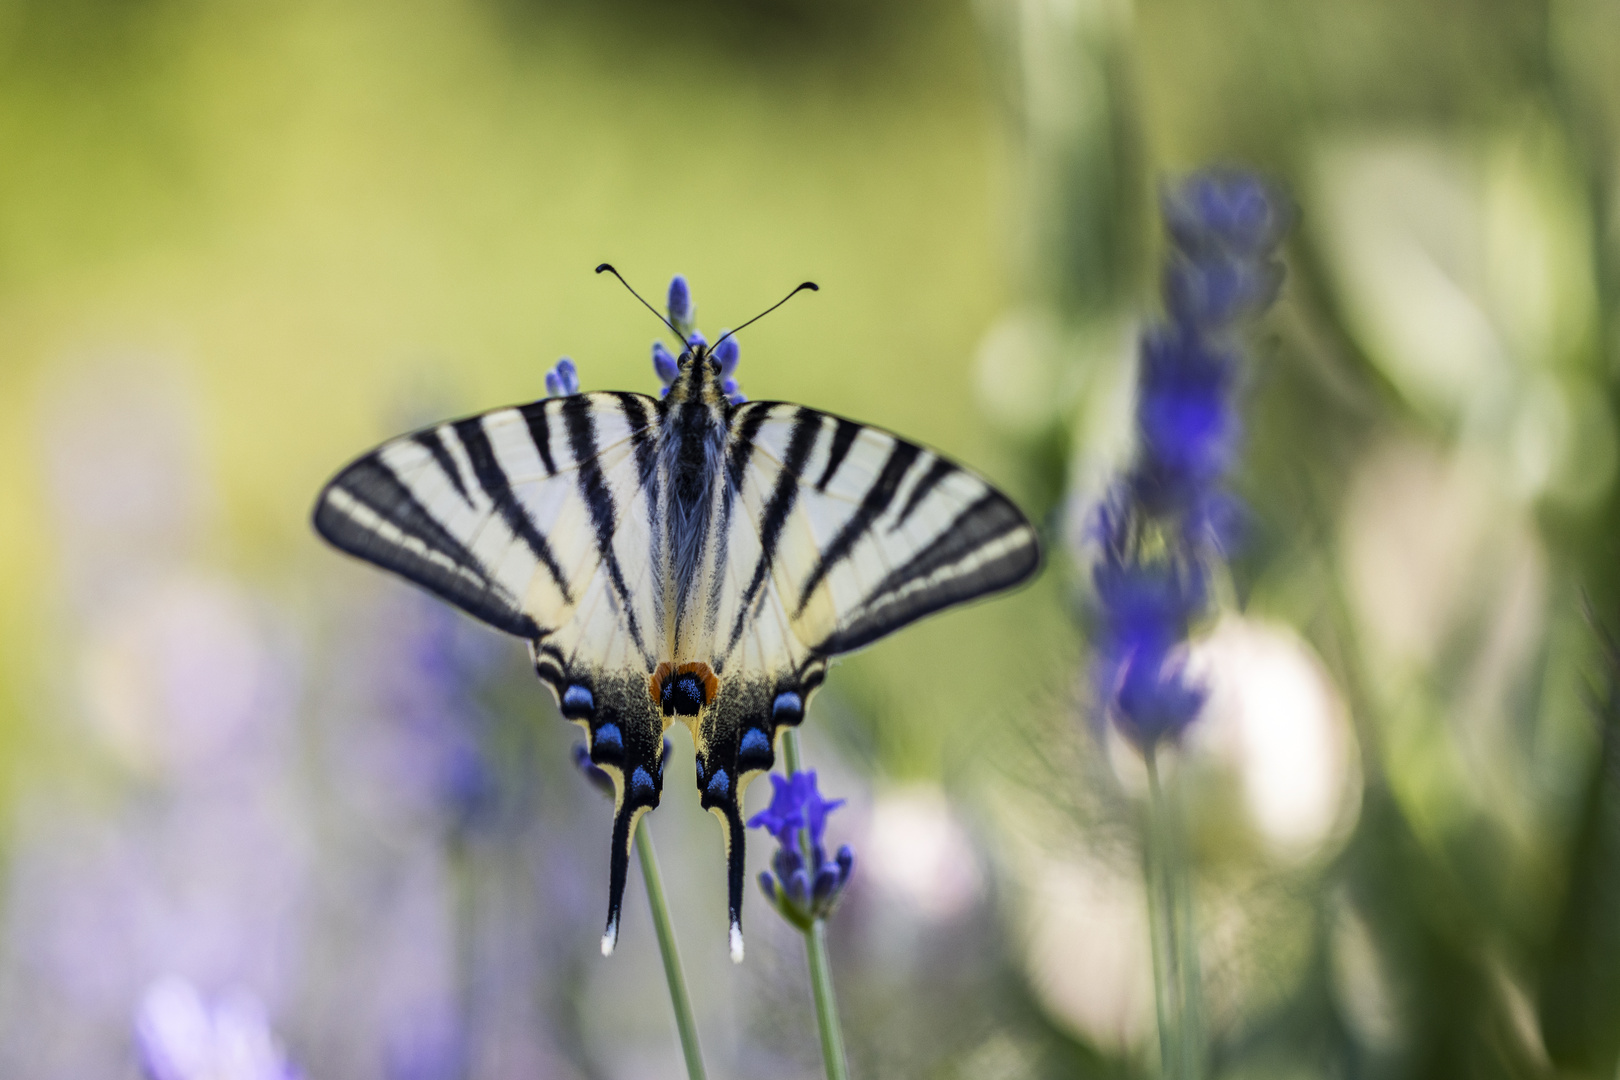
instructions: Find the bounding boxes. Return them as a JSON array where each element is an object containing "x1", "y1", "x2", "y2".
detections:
[
  {"x1": 595, "y1": 263, "x2": 691, "y2": 352},
  {"x1": 710, "y1": 281, "x2": 819, "y2": 354}
]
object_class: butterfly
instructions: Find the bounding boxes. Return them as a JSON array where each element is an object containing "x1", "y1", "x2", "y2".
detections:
[{"x1": 312, "y1": 268, "x2": 1041, "y2": 961}]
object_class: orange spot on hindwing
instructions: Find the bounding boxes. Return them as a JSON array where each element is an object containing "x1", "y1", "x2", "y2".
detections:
[{"x1": 650, "y1": 661, "x2": 719, "y2": 716}]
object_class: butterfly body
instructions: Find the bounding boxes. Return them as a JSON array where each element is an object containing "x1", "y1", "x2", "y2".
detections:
[{"x1": 314, "y1": 332, "x2": 1040, "y2": 962}]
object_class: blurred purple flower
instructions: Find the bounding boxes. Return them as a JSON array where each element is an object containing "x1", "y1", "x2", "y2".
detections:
[
  {"x1": 1089, "y1": 170, "x2": 1287, "y2": 749},
  {"x1": 572, "y1": 737, "x2": 671, "y2": 799},
  {"x1": 135, "y1": 977, "x2": 300, "y2": 1080},
  {"x1": 652, "y1": 341, "x2": 680, "y2": 391},
  {"x1": 667, "y1": 274, "x2": 695, "y2": 336},
  {"x1": 544, "y1": 357, "x2": 580, "y2": 398},
  {"x1": 749, "y1": 771, "x2": 855, "y2": 929}
]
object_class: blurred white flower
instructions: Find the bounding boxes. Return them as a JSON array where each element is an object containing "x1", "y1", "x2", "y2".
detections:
[
  {"x1": 136, "y1": 977, "x2": 298, "y2": 1080},
  {"x1": 863, "y1": 785, "x2": 983, "y2": 923},
  {"x1": 1022, "y1": 853, "x2": 1153, "y2": 1051},
  {"x1": 1185, "y1": 617, "x2": 1362, "y2": 859}
]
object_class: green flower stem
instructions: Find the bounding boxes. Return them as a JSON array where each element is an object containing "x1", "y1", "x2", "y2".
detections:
[
  {"x1": 1144, "y1": 747, "x2": 1204, "y2": 1080},
  {"x1": 781, "y1": 728, "x2": 852, "y2": 1080},
  {"x1": 634, "y1": 816, "x2": 708, "y2": 1080}
]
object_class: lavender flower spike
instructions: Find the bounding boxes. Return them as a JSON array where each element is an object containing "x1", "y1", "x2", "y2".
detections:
[
  {"x1": 749, "y1": 770, "x2": 854, "y2": 929},
  {"x1": 1090, "y1": 170, "x2": 1287, "y2": 750}
]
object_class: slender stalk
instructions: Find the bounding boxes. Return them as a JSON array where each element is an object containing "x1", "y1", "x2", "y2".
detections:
[
  {"x1": 1145, "y1": 748, "x2": 1204, "y2": 1080},
  {"x1": 780, "y1": 728, "x2": 851, "y2": 1080},
  {"x1": 635, "y1": 817, "x2": 708, "y2": 1080},
  {"x1": 1142, "y1": 748, "x2": 1178, "y2": 1076},
  {"x1": 806, "y1": 918, "x2": 850, "y2": 1080}
]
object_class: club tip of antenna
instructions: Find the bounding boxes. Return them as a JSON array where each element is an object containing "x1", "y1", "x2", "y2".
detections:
[
  {"x1": 595, "y1": 263, "x2": 616, "y2": 274},
  {"x1": 800, "y1": 281, "x2": 819, "y2": 291}
]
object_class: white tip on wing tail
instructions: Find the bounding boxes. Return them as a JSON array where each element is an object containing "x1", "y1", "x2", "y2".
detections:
[{"x1": 730, "y1": 924, "x2": 745, "y2": 964}]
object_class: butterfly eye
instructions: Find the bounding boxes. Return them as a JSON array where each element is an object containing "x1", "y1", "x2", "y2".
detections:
[{"x1": 707, "y1": 357, "x2": 721, "y2": 375}]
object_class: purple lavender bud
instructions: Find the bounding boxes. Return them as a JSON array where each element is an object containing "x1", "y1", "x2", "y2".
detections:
[
  {"x1": 721, "y1": 377, "x2": 739, "y2": 397},
  {"x1": 545, "y1": 357, "x2": 581, "y2": 398},
  {"x1": 786, "y1": 868, "x2": 811, "y2": 905},
  {"x1": 774, "y1": 845, "x2": 802, "y2": 881},
  {"x1": 667, "y1": 275, "x2": 694, "y2": 334},
  {"x1": 1164, "y1": 171, "x2": 1287, "y2": 259},
  {"x1": 652, "y1": 341, "x2": 680, "y2": 386},
  {"x1": 714, "y1": 334, "x2": 740, "y2": 376},
  {"x1": 686, "y1": 330, "x2": 707, "y2": 353},
  {"x1": 836, "y1": 844, "x2": 855, "y2": 884},
  {"x1": 759, "y1": 871, "x2": 777, "y2": 902},
  {"x1": 811, "y1": 865, "x2": 840, "y2": 903}
]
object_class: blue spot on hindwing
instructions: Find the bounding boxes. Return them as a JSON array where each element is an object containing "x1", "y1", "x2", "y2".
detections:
[
  {"x1": 740, "y1": 728, "x2": 770, "y2": 757},
  {"x1": 593, "y1": 723, "x2": 622, "y2": 755},
  {"x1": 631, "y1": 766, "x2": 656, "y2": 799},
  {"x1": 563, "y1": 684, "x2": 595, "y2": 717},
  {"x1": 772, "y1": 691, "x2": 803, "y2": 724},
  {"x1": 706, "y1": 769, "x2": 730, "y2": 800}
]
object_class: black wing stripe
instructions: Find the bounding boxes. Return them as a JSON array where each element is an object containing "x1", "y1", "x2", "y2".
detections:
[
  {"x1": 520, "y1": 401, "x2": 558, "y2": 476},
  {"x1": 413, "y1": 429, "x2": 473, "y2": 506},
  {"x1": 890, "y1": 457, "x2": 957, "y2": 532},
  {"x1": 816, "y1": 496, "x2": 1038, "y2": 655},
  {"x1": 862, "y1": 492, "x2": 1029, "y2": 608},
  {"x1": 815, "y1": 418, "x2": 862, "y2": 492},
  {"x1": 725, "y1": 407, "x2": 821, "y2": 657},
  {"x1": 313, "y1": 456, "x2": 541, "y2": 639},
  {"x1": 562, "y1": 395, "x2": 649, "y2": 662},
  {"x1": 451, "y1": 415, "x2": 574, "y2": 605},
  {"x1": 727, "y1": 403, "x2": 773, "y2": 492},
  {"x1": 616, "y1": 392, "x2": 660, "y2": 496},
  {"x1": 793, "y1": 439, "x2": 921, "y2": 616}
]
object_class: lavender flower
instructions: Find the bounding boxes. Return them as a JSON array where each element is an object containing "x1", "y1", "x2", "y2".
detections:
[
  {"x1": 749, "y1": 770, "x2": 855, "y2": 930},
  {"x1": 1090, "y1": 171, "x2": 1287, "y2": 749},
  {"x1": 649, "y1": 276, "x2": 746, "y2": 404},
  {"x1": 136, "y1": 977, "x2": 300, "y2": 1080},
  {"x1": 544, "y1": 357, "x2": 580, "y2": 398}
]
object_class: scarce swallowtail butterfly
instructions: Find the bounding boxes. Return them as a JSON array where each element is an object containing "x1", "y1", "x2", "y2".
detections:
[{"x1": 312, "y1": 267, "x2": 1041, "y2": 962}]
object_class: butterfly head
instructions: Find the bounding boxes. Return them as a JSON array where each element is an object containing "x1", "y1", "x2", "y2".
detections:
[{"x1": 664, "y1": 339, "x2": 735, "y2": 408}]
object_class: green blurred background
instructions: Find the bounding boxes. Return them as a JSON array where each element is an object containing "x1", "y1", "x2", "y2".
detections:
[{"x1": 4, "y1": 0, "x2": 1620, "y2": 1077}]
